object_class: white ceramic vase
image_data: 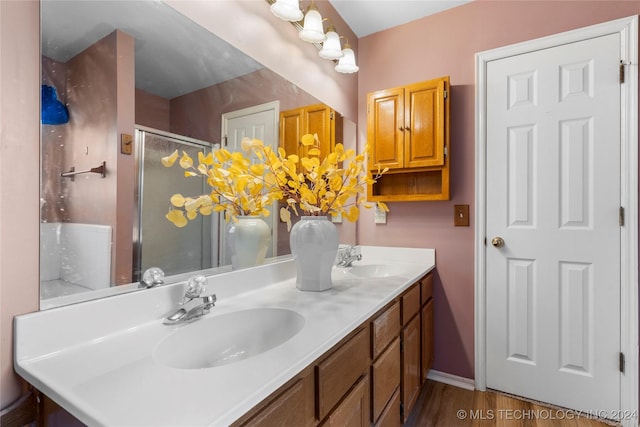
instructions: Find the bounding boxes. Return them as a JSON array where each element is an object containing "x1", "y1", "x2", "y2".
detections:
[
  {"x1": 226, "y1": 216, "x2": 271, "y2": 270},
  {"x1": 289, "y1": 216, "x2": 339, "y2": 292}
]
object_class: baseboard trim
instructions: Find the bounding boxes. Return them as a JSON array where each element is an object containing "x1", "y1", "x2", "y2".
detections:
[{"x1": 427, "y1": 370, "x2": 475, "y2": 391}]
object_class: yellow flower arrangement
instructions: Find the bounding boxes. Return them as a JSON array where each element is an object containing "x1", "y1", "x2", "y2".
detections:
[
  {"x1": 160, "y1": 148, "x2": 282, "y2": 227},
  {"x1": 241, "y1": 134, "x2": 388, "y2": 230},
  {"x1": 161, "y1": 133, "x2": 388, "y2": 229}
]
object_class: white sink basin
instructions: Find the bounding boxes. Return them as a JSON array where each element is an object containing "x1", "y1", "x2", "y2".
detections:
[
  {"x1": 153, "y1": 308, "x2": 305, "y2": 369},
  {"x1": 341, "y1": 264, "x2": 404, "y2": 278}
]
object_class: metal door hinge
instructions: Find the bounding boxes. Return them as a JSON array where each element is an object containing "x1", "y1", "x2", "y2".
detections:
[
  {"x1": 620, "y1": 61, "x2": 625, "y2": 84},
  {"x1": 619, "y1": 206, "x2": 625, "y2": 226},
  {"x1": 444, "y1": 145, "x2": 448, "y2": 159},
  {"x1": 330, "y1": 111, "x2": 334, "y2": 120},
  {"x1": 444, "y1": 90, "x2": 448, "y2": 99},
  {"x1": 620, "y1": 352, "x2": 625, "y2": 373}
]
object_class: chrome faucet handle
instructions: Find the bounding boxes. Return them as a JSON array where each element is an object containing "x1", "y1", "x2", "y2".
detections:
[
  {"x1": 336, "y1": 245, "x2": 362, "y2": 267},
  {"x1": 140, "y1": 267, "x2": 165, "y2": 289},
  {"x1": 184, "y1": 275, "x2": 208, "y2": 300}
]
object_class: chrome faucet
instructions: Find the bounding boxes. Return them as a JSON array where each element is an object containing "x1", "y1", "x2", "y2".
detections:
[
  {"x1": 336, "y1": 245, "x2": 362, "y2": 268},
  {"x1": 164, "y1": 275, "x2": 216, "y2": 325},
  {"x1": 139, "y1": 267, "x2": 165, "y2": 289}
]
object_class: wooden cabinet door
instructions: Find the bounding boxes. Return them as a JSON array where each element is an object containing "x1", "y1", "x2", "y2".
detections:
[
  {"x1": 421, "y1": 299, "x2": 434, "y2": 381},
  {"x1": 404, "y1": 77, "x2": 446, "y2": 169},
  {"x1": 317, "y1": 328, "x2": 369, "y2": 420},
  {"x1": 321, "y1": 376, "x2": 370, "y2": 427},
  {"x1": 367, "y1": 87, "x2": 404, "y2": 170},
  {"x1": 371, "y1": 337, "x2": 400, "y2": 423},
  {"x1": 280, "y1": 107, "x2": 304, "y2": 158},
  {"x1": 238, "y1": 372, "x2": 315, "y2": 427},
  {"x1": 401, "y1": 315, "x2": 421, "y2": 423},
  {"x1": 305, "y1": 104, "x2": 332, "y2": 158}
]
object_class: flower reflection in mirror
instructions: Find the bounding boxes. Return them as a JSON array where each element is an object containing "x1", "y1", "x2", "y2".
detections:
[{"x1": 242, "y1": 134, "x2": 388, "y2": 231}]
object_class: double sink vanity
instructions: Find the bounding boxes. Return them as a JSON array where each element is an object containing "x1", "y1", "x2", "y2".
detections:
[{"x1": 15, "y1": 246, "x2": 435, "y2": 426}]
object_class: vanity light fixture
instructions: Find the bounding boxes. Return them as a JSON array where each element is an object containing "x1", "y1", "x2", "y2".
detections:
[
  {"x1": 335, "y1": 40, "x2": 359, "y2": 74},
  {"x1": 298, "y1": 2, "x2": 326, "y2": 43},
  {"x1": 318, "y1": 26, "x2": 343, "y2": 60},
  {"x1": 265, "y1": 0, "x2": 358, "y2": 73},
  {"x1": 270, "y1": 0, "x2": 303, "y2": 22}
]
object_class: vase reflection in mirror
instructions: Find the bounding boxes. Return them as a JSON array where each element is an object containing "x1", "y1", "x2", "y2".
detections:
[
  {"x1": 289, "y1": 216, "x2": 339, "y2": 291},
  {"x1": 226, "y1": 216, "x2": 271, "y2": 270}
]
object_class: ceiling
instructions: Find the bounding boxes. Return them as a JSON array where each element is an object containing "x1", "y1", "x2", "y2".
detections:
[{"x1": 327, "y1": 0, "x2": 472, "y2": 38}]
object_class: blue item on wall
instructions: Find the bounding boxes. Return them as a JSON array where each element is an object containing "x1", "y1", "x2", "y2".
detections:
[{"x1": 41, "y1": 84, "x2": 69, "y2": 125}]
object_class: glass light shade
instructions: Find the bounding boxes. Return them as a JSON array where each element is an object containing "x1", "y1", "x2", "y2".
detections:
[
  {"x1": 270, "y1": 0, "x2": 303, "y2": 22},
  {"x1": 335, "y1": 47, "x2": 359, "y2": 73},
  {"x1": 299, "y1": 8, "x2": 326, "y2": 43},
  {"x1": 318, "y1": 30, "x2": 343, "y2": 60}
]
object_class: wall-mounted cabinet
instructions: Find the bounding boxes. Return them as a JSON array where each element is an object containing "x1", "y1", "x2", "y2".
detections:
[
  {"x1": 367, "y1": 77, "x2": 450, "y2": 201},
  {"x1": 280, "y1": 103, "x2": 343, "y2": 160}
]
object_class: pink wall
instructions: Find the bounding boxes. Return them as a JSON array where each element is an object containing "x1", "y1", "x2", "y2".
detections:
[
  {"x1": 0, "y1": 0, "x2": 40, "y2": 410},
  {"x1": 114, "y1": 31, "x2": 136, "y2": 286},
  {"x1": 357, "y1": 1, "x2": 640, "y2": 379},
  {"x1": 135, "y1": 89, "x2": 170, "y2": 132},
  {"x1": 170, "y1": 68, "x2": 320, "y2": 143},
  {"x1": 61, "y1": 31, "x2": 135, "y2": 285},
  {"x1": 41, "y1": 56, "x2": 68, "y2": 223}
]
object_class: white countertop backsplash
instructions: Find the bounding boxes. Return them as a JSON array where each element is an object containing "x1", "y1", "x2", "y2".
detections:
[{"x1": 15, "y1": 246, "x2": 435, "y2": 426}]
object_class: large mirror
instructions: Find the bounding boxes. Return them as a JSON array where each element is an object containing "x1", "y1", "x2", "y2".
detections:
[{"x1": 40, "y1": 0, "x2": 356, "y2": 309}]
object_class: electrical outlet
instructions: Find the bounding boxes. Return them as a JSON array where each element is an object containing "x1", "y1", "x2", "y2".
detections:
[
  {"x1": 374, "y1": 206, "x2": 387, "y2": 224},
  {"x1": 454, "y1": 204, "x2": 470, "y2": 226}
]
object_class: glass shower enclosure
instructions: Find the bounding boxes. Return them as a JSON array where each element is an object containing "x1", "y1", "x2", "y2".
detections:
[{"x1": 133, "y1": 127, "x2": 217, "y2": 281}]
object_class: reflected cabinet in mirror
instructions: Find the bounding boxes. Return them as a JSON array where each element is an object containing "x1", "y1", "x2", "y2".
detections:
[{"x1": 40, "y1": 0, "x2": 356, "y2": 309}]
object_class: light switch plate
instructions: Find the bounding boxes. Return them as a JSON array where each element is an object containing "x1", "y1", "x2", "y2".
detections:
[
  {"x1": 121, "y1": 133, "x2": 133, "y2": 155},
  {"x1": 332, "y1": 212, "x2": 343, "y2": 223},
  {"x1": 374, "y1": 206, "x2": 387, "y2": 224},
  {"x1": 454, "y1": 204, "x2": 470, "y2": 227}
]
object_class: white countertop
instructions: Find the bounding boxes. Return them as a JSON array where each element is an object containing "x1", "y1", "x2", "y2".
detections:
[{"x1": 15, "y1": 246, "x2": 435, "y2": 426}]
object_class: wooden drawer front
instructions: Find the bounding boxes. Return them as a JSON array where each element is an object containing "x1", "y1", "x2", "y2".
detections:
[
  {"x1": 372, "y1": 301, "x2": 401, "y2": 359},
  {"x1": 401, "y1": 284, "x2": 420, "y2": 325},
  {"x1": 317, "y1": 327, "x2": 369, "y2": 420},
  {"x1": 320, "y1": 375, "x2": 370, "y2": 427},
  {"x1": 240, "y1": 379, "x2": 307, "y2": 427},
  {"x1": 374, "y1": 388, "x2": 401, "y2": 427},
  {"x1": 421, "y1": 273, "x2": 433, "y2": 305},
  {"x1": 371, "y1": 337, "x2": 400, "y2": 423}
]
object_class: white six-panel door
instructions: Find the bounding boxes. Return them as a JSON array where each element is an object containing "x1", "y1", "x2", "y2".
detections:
[
  {"x1": 485, "y1": 33, "x2": 622, "y2": 413},
  {"x1": 220, "y1": 102, "x2": 279, "y2": 265}
]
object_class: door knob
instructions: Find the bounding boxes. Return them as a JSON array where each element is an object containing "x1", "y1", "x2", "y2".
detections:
[{"x1": 491, "y1": 237, "x2": 505, "y2": 248}]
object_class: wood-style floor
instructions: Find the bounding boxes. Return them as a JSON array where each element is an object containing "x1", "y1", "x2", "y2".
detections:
[{"x1": 405, "y1": 380, "x2": 618, "y2": 427}]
